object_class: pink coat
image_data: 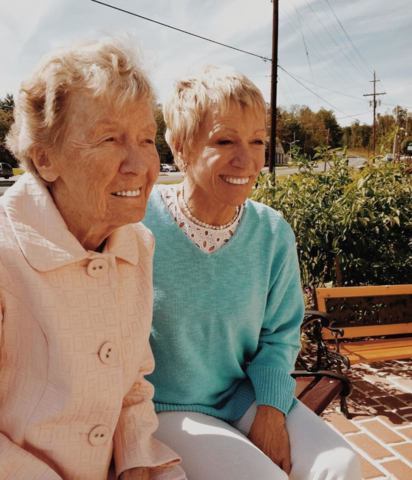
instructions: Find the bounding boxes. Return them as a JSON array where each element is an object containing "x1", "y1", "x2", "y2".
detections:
[{"x1": 0, "y1": 174, "x2": 181, "y2": 480}]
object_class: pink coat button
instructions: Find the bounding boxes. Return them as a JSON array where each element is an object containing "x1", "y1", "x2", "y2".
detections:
[
  {"x1": 98, "y1": 342, "x2": 118, "y2": 365},
  {"x1": 89, "y1": 425, "x2": 111, "y2": 446},
  {"x1": 87, "y1": 259, "x2": 109, "y2": 278}
]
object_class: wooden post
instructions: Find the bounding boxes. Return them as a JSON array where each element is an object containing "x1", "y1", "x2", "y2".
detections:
[{"x1": 268, "y1": 0, "x2": 279, "y2": 176}]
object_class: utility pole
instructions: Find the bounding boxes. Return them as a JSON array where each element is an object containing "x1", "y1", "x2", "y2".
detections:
[
  {"x1": 268, "y1": 0, "x2": 279, "y2": 175},
  {"x1": 363, "y1": 71, "x2": 385, "y2": 158},
  {"x1": 324, "y1": 128, "x2": 330, "y2": 172},
  {"x1": 393, "y1": 106, "x2": 398, "y2": 160}
]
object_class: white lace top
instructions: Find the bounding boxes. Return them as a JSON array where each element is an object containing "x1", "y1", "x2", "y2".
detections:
[{"x1": 158, "y1": 184, "x2": 244, "y2": 254}]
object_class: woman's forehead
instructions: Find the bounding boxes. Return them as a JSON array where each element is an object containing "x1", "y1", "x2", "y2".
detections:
[
  {"x1": 202, "y1": 102, "x2": 266, "y2": 129},
  {"x1": 66, "y1": 93, "x2": 155, "y2": 130}
]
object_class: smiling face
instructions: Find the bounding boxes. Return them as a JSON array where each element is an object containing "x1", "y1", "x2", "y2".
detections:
[
  {"x1": 46, "y1": 92, "x2": 159, "y2": 245},
  {"x1": 182, "y1": 100, "x2": 266, "y2": 222}
]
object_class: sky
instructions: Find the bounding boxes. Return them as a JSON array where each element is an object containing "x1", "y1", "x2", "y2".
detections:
[{"x1": 1, "y1": 0, "x2": 411, "y2": 127}]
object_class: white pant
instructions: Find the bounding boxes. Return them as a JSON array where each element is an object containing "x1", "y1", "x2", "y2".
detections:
[{"x1": 153, "y1": 401, "x2": 361, "y2": 480}]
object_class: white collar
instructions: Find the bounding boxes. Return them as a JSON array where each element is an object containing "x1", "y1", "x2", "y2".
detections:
[{"x1": 1, "y1": 173, "x2": 139, "y2": 271}]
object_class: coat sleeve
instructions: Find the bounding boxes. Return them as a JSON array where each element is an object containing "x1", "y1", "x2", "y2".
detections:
[
  {"x1": 246, "y1": 223, "x2": 304, "y2": 416},
  {"x1": 0, "y1": 299, "x2": 63, "y2": 480},
  {"x1": 112, "y1": 335, "x2": 182, "y2": 479}
]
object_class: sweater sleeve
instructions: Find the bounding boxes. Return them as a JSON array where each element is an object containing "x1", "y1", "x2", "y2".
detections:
[{"x1": 246, "y1": 224, "x2": 304, "y2": 416}]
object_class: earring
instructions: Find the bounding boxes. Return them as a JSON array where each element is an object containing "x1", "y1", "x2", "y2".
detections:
[{"x1": 182, "y1": 163, "x2": 188, "y2": 178}]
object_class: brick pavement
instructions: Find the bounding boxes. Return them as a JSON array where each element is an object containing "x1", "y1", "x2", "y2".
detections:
[{"x1": 321, "y1": 359, "x2": 412, "y2": 480}]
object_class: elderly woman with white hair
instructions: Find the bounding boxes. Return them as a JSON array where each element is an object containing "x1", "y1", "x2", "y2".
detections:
[
  {"x1": 142, "y1": 66, "x2": 362, "y2": 480},
  {"x1": 0, "y1": 38, "x2": 185, "y2": 480}
]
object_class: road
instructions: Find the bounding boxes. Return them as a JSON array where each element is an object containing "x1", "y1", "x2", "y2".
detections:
[
  {"x1": 156, "y1": 155, "x2": 366, "y2": 184},
  {"x1": 0, "y1": 156, "x2": 366, "y2": 196}
]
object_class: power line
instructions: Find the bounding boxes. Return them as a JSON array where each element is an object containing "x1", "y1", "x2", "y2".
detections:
[
  {"x1": 294, "y1": 0, "x2": 320, "y2": 108},
  {"x1": 317, "y1": 0, "x2": 371, "y2": 79},
  {"x1": 279, "y1": 66, "x2": 363, "y2": 120},
  {"x1": 278, "y1": 79, "x2": 293, "y2": 106},
  {"x1": 324, "y1": 0, "x2": 374, "y2": 74},
  {"x1": 280, "y1": 68, "x2": 299, "y2": 104},
  {"x1": 90, "y1": 0, "x2": 272, "y2": 62},
  {"x1": 282, "y1": 70, "x2": 369, "y2": 102},
  {"x1": 318, "y1": 1, "x2": 402, "y2": 112},
  {"x1": 381, "y1": 102, "x2": 412, "y2": 110},
  {"x1": 91, "y1": 1, "x2": 410, "y2": 118},
  {"x1": 304, "y1": 0, "x2": 370, "y2": 82},
  {"x1": 282, "y1": 10, "x2": 365, "y2": 94},
  {"x1": 336, "y1": 111, "x2": 371, "y2": 120}
]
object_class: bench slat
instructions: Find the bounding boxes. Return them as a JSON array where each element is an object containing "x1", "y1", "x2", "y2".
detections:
[
  {"x1": 328, "y1": 337, "x2": 412, "y2": 364},
  {"x1": 340, "y1": 338, "x2": 412, "y2": 351},
  {"x1": 322, "y1": 323, "x2": 412, "y2": 340},
  {"x1": 294, "y1": 377, "x2": 316, "y2": 398},
  {"x1": 298, "y1": 377, "x2": 343, "y2": 415},
  {"x1": 317, "y1": 285, "x2": 412, "y2": 299}
]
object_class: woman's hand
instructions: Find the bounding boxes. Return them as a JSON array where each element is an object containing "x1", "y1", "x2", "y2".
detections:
[
  {"x1": 248, "y1": 405, "x2": 291, "y2": 474},
  {"x1": 120, "y1": 467, "x2": 150, "y2": 480}
]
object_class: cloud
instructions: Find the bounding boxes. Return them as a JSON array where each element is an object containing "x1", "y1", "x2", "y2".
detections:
[{"x1": 0, "y1": 0, "x2": 411, "y2": 128}]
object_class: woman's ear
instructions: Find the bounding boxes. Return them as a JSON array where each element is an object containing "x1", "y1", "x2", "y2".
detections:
[
  {"x1": 171, "y1": 140, "x2": 187, "y2": 170},
  {"x1": 30, "y1": 146, "x2": 60, "y2": 182}
]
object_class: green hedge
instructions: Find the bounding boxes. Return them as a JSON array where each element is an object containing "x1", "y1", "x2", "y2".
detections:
[{"x1": 252, "y1": 147, "x2": 412, "y2": 287}]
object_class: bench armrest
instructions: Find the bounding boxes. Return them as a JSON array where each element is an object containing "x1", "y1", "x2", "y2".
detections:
[{"x1": 299, "y1": 310, "x2": 349, "y2": 373}]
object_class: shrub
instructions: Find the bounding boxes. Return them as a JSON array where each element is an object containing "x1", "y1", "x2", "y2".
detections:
[{"x1": 252, "y1": 147, "x2": 412, "y2": 287}]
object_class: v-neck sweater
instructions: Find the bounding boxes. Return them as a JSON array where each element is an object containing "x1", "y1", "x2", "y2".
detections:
[{"x1": 142, "y1": 186, "x2": 304, "y2": 421}]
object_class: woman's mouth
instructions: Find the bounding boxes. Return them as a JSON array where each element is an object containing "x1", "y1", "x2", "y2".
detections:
[
  {"x1": 220, "y1": 176, "x2": 250, "y2": 185},
  {"x1": 111, "y1": 189, "x2": 141, "y2": 197}
]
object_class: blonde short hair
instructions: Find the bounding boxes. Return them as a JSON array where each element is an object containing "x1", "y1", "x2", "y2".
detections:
[
  {"x1": 6, "y1": 36, "x2": 156, "y2": 175},
  {"x1": 164, "y1": 65, "x2": 267, "y2": 168}
]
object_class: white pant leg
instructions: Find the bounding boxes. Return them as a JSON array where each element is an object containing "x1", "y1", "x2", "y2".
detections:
[
  {"x1": 232, "y1": 401, "x2": 362, "y2": 480},
  {"x1": 153, "y1": 411, "x2": 288, "y2": 480}
]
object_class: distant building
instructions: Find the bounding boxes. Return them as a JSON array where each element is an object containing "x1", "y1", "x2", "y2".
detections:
[
  {"x1": 266, "y1": 138, "x2": 286, "y2": 166},
  {"x1": 275, "y1": 139, "x2": 285, "y2": 165}
]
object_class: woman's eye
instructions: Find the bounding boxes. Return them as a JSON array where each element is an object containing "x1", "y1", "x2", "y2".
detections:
[
  {"x1": 105, "y1": 137, "x2": 115, "y2": 142},
  {"x1": 254, "y1": 139, "x2": 264, "y2": 145},
  {"x1": 218, "y1": 139, "x2": 232, "y2": 145},
  {"x1": 145, "y1": 139, "x2": 155, "y2": 145}
]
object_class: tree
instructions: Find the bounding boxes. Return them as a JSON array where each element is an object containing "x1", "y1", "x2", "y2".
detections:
[
  {"x1": 0, "y1": 94, "x2": 15, "y2": 111},
  {"x1": 0, "y1": 94, "x2": 18, "y2": 168},
  {"x1": 315, "y1": 109, "x2": 342, "y2": 148},
  {"x1": 154, "y1": 104, "x2": 174, "y2": 164},
  {"x1": 275, "y1": 105, "x2": 341, "y2": 157}
]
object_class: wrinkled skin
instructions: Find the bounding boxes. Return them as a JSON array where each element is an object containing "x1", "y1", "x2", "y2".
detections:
[
  {"x1": 248, "y1": 405, "x2": 292, "y2": 474},
  {"x1": 31, "y1": 93, "x2": 159, "y2": 251}
]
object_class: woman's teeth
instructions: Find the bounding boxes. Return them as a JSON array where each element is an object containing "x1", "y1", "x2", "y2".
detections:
[
  {"x1": 113, "y1": 189, "x2": 141, "y2": 197},
  {"x1": 221, "y1": 176, "x2": 249, "y2": 185}
]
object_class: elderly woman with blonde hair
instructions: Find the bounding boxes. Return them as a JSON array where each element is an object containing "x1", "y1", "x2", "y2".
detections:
[
  {"x1": 0, "y1": 37, "x2": 185, "y2": 480},
  {"x1": 142, "y1": 66, "x2": 362, "y2": 480}
]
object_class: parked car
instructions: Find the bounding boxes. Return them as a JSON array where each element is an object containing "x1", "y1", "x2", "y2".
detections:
[
  {"x1": 161, "y1": 163, "x2": 179, "y2": 172},
  {"x1": 0, "y1": 163, "x2": 13, "y2": 179},
  {"x1": 160, "y1": 163, "x2": 172, "y2": 172}
]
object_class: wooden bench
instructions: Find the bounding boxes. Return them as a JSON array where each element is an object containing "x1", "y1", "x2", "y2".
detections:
[
  {"x1": 292, "y1": 370, "x2": 351, "y2": 416},
  {"x1": 292, "y1": 311, "x2": 352, "y2": 417},
  {"x1": 316, "y1": 285, "x2": 412, "y2": 365}
]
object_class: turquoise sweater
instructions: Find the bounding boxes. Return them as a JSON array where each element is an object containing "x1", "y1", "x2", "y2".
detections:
[{"x1": 142, "y1": 187, "x2": 304, "y2": 421}]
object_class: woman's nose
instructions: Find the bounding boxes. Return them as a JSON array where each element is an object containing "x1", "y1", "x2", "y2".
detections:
[
  {"x1": 119, "y1": 145, "x2": 149, "y2": 175},
  {"x1": 231, "y1": 143, "x2": 253, "y2": 167}
]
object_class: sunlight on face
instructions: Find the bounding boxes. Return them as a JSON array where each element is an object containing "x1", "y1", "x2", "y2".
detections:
[
  {"x1": 51, "y1": 93, "x2": 160, "y2": 231},
  {"x1": 185, "y1": 100, "x2": 266, "y2": 213}
]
